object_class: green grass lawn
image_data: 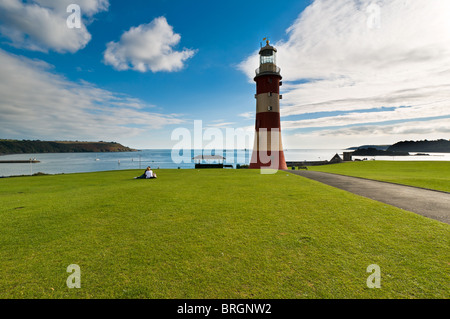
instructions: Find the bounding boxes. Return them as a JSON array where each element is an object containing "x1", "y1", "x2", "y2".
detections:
[
  {"x1": 0, "y1": 169, "x2": 448, "y2": 299},
  {"x1": 308, "y1": 161, "x2": 450, "y2": 193}
]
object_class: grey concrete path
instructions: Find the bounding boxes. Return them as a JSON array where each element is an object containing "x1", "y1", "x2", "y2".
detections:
[{"x1": 288, "y1": 170, "x2": 450, "y2": 224}]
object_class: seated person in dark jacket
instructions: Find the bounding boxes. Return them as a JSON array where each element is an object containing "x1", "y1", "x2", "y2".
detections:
[{"x1": 135, "y1": 167, "x2": 157, "y2": 179}]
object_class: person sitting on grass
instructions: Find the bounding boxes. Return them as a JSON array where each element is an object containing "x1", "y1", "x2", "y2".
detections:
[
  {"x1": 145, "y1": 166, "x2": 157, "y2": 179},
  {"x1": 135, "y1": 166, "x2": 157, "y2": 179}
]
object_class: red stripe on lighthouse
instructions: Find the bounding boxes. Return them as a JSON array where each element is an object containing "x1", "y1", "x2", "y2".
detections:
[
  {"x1": 250, "y1": 151, "x2": 288, "y2": 170},
  {"x1": 255, "y1": 112, "x2": 281, "y2": 130},
  {"x1": 255, "y1": 75, "x2": 282, "y2": 95},
  {"x1": 251, "y1": 112, "x2": 288, "y2": 170}
]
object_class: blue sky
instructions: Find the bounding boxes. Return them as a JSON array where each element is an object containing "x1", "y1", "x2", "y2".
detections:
[{"x1": 0, "y1": 0, "x2": 449, "y2": 149}]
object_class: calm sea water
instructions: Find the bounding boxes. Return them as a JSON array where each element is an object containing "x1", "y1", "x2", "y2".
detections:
[{"x1": 0, "y1": 149, "x2": 449, "y2": 177}]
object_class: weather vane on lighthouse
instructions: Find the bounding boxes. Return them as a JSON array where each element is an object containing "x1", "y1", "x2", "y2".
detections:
[{"x1": 250, "y1": 39, "x2": 288, "y2": 170}]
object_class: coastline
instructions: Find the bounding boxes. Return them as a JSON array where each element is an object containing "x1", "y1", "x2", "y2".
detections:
[
  {"x1": 0, "y1": 149, "x2": 449, "y2": 178},
  {"x1": 0, "y1": 149, "x2": 140, "y2": 157},
  {"x1": 0, "y1": 140, "x2": 138, "y2": 155},
  {"x1": 0, "y1": 160, "x2": 40, "y2": 163}
]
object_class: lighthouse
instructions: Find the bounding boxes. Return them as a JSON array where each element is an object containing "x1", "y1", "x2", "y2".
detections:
[{"x1": 249, "y1": 40, "x2": 288, "y2": 170}]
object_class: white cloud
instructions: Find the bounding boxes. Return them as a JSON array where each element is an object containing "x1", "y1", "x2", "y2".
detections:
[
  {"x1": 34, "y1": 0, "x2": 109, "y2": 17},
  {"x1": 282, "y1": 101, "x2": 450, "y2": 130},
  {"x1": 103, "y1": 17, "x2": 196, "y2": 72},
  {"x1": 205, "y1": 122, "x2": 237, "y2": 129},
  {"x1": 0, "y1": 49, "x2": 185, "y2": 142},
  {"x1": 239, "y1": 0, "x2": 450, "y2": 143},
  {"x1": 238, "y1": 112, "x2": 254, "y2": 120},
  {"x1": 319, "y1": 119, "x2": 450, "y2": 137},
  {"x1": 283, "y1": 118, "x2": 450, "y2": 149},
  {"x1": 0, "y1": 0, "x2": 108, "y2": 53}
]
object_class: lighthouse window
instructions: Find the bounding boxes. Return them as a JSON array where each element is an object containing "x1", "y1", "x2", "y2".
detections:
[
  {"x1": 261, "y1": 55, "x2": 274, "y2": 64},
  {"x1": 268, "y1": 106, "x2": 273, "y2": 111},
  {"x1": 260, "y1": 50, "x2": 277, "y2": 65}
]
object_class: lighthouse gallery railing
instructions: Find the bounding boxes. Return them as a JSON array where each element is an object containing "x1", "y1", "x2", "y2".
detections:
[{"x1": 255, "y1": 64, "x2": 281, "y2": 76}]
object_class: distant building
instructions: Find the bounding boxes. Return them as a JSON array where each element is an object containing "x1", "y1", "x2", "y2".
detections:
[
  {"x1": 192, "y1": 155, "x2": 225, "y2": 169},
  {"x1": 330, "y1": 154, "x2": 343, "y2": 164},
  {"x1": 343, "y1": 152, "x2": 353, "y2": 161}
]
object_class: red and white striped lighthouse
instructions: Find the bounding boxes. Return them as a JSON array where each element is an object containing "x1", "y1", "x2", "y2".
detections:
[{"x1": 250, "y1": 40, "x2": 288, "y2": 170}]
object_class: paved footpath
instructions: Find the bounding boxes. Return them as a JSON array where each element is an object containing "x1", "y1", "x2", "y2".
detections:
[{"x1": 288, "y1": 170, "x2": 450, "y2": 225}]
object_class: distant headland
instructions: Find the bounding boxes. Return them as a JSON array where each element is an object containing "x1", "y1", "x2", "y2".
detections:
[
  {"x1": 387, "y1": 139, "x2": 450, "y2": 153},
  {"x1": 351, "y1": 148, "x2": 410, "y2": 156},
  {"x1": 347, "y1": 139, "x2": 450, "y2": 156},
  {"x1": 0, "y1": 139, "x2": 138, "y2": 155}
]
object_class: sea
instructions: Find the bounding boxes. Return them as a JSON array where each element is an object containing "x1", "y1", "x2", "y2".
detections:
[{"x1": 0, "y1": 149, "x2": 449, "y2": 177}]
